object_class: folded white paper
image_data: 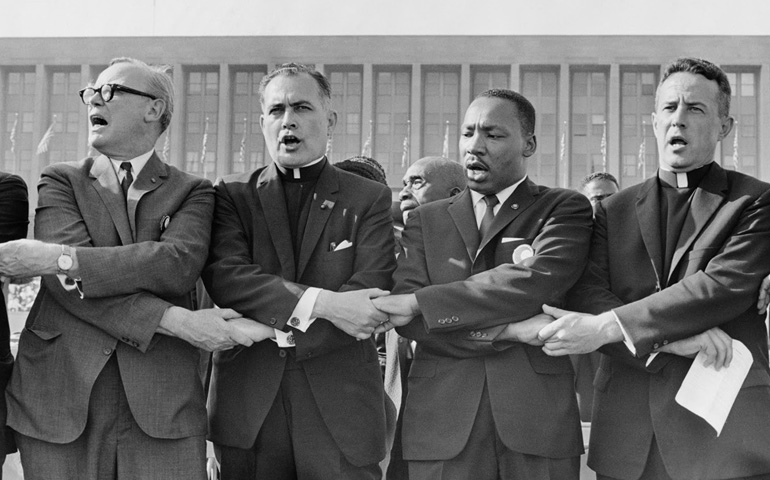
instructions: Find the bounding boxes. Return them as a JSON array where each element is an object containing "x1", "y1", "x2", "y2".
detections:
[{"x1": 675, "y1": 339, "x2": 752, "y2": 436}]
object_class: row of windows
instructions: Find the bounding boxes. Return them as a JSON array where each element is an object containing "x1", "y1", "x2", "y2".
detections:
[{"x1": 0, "y1": 65, "x2": 761, "y2": 189}]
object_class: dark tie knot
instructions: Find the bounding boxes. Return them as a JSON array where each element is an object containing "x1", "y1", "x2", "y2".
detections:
[
  {"x1": 483, "y1": 194, "x2": 499, "y2": 208},
  {"x1": 120, "y1": 162, "x2": 133, "y2": 174}
]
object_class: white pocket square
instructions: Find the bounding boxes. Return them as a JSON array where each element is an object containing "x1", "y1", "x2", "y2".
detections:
[
  {"x1": 333, "y1": 240, "x2": 353, "y2": 251},
  {"x1": 502, "y1": 237, "x2": 525, "y2": 243}
]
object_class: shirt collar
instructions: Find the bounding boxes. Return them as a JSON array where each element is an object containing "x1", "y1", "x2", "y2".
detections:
[
  {"x1": 470, "y1": 175, "x2": 528, "y2": 209},
  {"x1": 110, "y1": 150, "x2": 154, "y2": 180},
  {"x1": 275, "y1": 156, "x2": 326, "y2": 180},
  {"x1": 658, "y1": 162, "x2": 712, "y2": 189}
]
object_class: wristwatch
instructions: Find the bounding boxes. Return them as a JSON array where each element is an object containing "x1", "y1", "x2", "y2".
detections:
[{"x1": 57, "y1": 244, "x2": 74, "y2": 275}]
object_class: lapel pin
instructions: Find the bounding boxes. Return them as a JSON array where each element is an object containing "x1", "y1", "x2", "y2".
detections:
[
  {"x1": 159, "y1": 215, "x2": 171, "y2": 232},
  {"x1": 511, "y1": 203, "x2": 519, "y2": 210},
  {"x1": 320, "y1": 200, "x2": 335, "y2": 210},
  {"x1": 512, "y1": 244, "x2": 534, "y2": 264}
]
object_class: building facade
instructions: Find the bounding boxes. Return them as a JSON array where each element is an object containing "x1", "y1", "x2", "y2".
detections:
[{"x1": 1, "y1": 35, "x2": 768, "y2": 211}]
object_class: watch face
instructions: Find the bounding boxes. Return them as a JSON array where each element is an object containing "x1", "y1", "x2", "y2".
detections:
[{"x1": 58, "y1": 254, "x2": 74, "y2": 271}]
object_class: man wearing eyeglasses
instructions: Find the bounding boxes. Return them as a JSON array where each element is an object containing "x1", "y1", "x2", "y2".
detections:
[{"x1": 0, "y1": 57, "x2": 268, "y2": 479}]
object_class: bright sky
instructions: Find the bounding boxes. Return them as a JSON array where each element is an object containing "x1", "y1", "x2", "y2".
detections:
[{"x1": 2, "y1": 0, "x2": 770, "y2": 37}]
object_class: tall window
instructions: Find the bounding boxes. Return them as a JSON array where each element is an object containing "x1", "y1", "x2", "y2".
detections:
[
  {"x1": 47, "y1": 69, "x2": 82, "y2": 165},
  {"x1": 328, "y1": 66, "x2": 363, "y2": 163},
  {"x1": 722, "y1": 70, "x2": 758, "y2": 177},
  {"x1": 374, "y1": 67, "x2": 411, "y2": 184},
  {"x1": 570, "y1": 69, "x2": 609, "y2": 188},
  {"x1": 422, "y1": 67, "x2": 460, "y2": 161},
  {"x1": 620, "y1": 69, "x2": 658, "y2": 187},
  {"x1": 231, "y1": 68, "x2": 267, "y2": 174},
  {"x1": 522, "y1": 68, "x2": 559, "y2": 186},
  {"x1": 472, "y1": 67, "x2": 509, "y2": 98},
  {"x1": 185, "y1": 69, "x2": 218, "y2": 178},
  {"x1": 3, "y1": 69, "x2": 36, "y2": 180}
]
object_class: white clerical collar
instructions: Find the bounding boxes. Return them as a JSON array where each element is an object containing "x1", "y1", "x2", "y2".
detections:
[
  {"x1": 470, "y1": 175, "x2": 528, "y2": 210},
  {"x1": 275, "y1": 156, "x2": 325, "y2": 179},
  {"x1": 110, "y1": 150, "x2": 153, "y2": 181}
]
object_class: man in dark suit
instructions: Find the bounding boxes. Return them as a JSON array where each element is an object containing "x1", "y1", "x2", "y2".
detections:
[
  {"x1": 201, "y1": 63, "x2": 395, "y2": 479},
  {"x1": 0, "y1": 171, "x2": 27, "y2": 474},
  {"x1": 0, "y1": 58, "x2": 264, "y2": 479},
  {"x1": 373, "y1": 89, "x2": 592, "y2": 479},
  {"x1": 538, "y1": 58, "x2": 770, "y2": 480}
]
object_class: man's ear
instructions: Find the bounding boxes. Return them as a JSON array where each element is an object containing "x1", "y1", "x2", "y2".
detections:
[
  {"x1": 146, "y1": 99, "x2": 165, "y2": 124},
  {"x1": 327, "y1": 110, "x2": 338, "y2": 136},
  {"x1": 448, "y1": 186, "x2": 462, "y2": 197},
  {"x1": 718, "y1": 115, "x2": 735, "y2": 141},
  {"x1": 522, "y1": 134, "x2": 537, "y2": 158}
]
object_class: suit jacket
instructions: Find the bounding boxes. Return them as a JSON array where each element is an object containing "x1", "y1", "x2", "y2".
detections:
[
  {"x1": 393, "y1": 181, "x2": 592, "y2": 461},
  {"x1": 568, "y1": 163, "x2": 770, "y2": 480},
  {"x1": 6, "y1": 154, "x2": 214, "y2": 443},
  {"x1": 202, "y1": 161, "x2": 395, "y2": 467},
  {"x1": 0, "y1": 171, "x2": 28, "y2": 454}
]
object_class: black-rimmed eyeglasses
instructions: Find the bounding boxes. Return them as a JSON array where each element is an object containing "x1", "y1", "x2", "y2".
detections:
[{"x1": 78, "y1": 84, "x2": 157, "y2": 105}]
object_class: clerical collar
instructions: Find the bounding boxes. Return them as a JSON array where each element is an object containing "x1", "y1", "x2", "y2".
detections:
[
  {"x1": 658, "y1": 163, "x2": 712, "y2": 189},
  {"x1": 275, "y1": 156, "x2": 326, "y2": 181}
]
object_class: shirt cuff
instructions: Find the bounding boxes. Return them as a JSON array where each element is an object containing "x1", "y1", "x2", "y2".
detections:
[
  {"x1": 273, "y1": 329, "x2": 296, "y2": 348},
  {"x1": 611, "y1": 310, "x2": 636, "y2": 356},
  {"x1": 57, "y1": 274, "x2": 84, "y2": 299},
  {"x1": 288, "y1": 287, "x2": 320, "y2": 333}
]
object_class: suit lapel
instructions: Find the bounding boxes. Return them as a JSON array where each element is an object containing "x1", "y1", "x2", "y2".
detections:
[
  {"x1": 667, "y1": 163, "x2": 727, "y2": 282},
  {"x1": 297, "y1": 162, "x2": 338, "y2": 279},
  {"x1": 448, "y1": 189, "x2": 480, "y2": 261},
  {"x1": 478, "y1": 179, "x2": 539, "y2": 253},
  {"x1": 127, "y1": 153, "x2": 167, "y2": 242},
  {"x1": 89, "y1": 155, "x2": 133, "y2": 245},
  {"x1": 256, "y1": 164, "x2": 297, "y2": 281},
  {"x1": 635, "y1": 177, "x2": 665, "y2": 288}
]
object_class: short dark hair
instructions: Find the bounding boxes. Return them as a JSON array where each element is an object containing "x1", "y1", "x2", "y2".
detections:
[
  {"x1": 658, "y1": 57, "x2": 731, "y2": 118},
  {"x1": 581, "y1": 171, "x2": 619, "y2": 189},
  {"x1": 335, "y1": 156, "x2": 388, "y2": 186},
  {"x1": 259, "y1": 63, "x2": 332, "y2": 110},
  {"x1": 476, "y1": 89, "x2": 536, "y2": 137}
]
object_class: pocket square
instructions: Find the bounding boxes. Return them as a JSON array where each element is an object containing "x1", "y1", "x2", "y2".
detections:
[
  {"x1": 333, "y1": 240, "x2": 353, "y2": 251},
  {"x1": 501, "y1": 237, "x2": 525, "y2": 243}
]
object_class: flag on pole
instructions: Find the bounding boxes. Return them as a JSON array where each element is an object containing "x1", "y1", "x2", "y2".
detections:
[
  {"x1": 9, "y1": 113, "x2": 18, "y2": 155},
  {"x1": 637, "y1": 138, "x2": 647, "y2": 179},
  {"x1": 161, "y1": 129, "x2": 170, "y2": 162},
  {"x1": 361, "y1": 120, "x2": 373, "y2": 157},
  {"x1": 442, "y1": 121, "x2": 450, "y2": 158},
  {"x1": 239, "y1": 117, "x2": 248, "y2": 164},
  {"x1": 36, "y1": 115, "x2": 57, "y2": 155},
  {"x1": 325, "y1": 135, "x2": 333, "y2": 157},
  {"x1": 732, "y1": 121, "x2": 739, "y2": 171},
  {"x1": 200, "y1": 116, "x2": 209, "y2": 174},
  {"x1": 401, "y1": 120, "x2": 411, "y2": 167},
  {"x1": 600, "y1": 121, "x2": 607, "y2": 172}
]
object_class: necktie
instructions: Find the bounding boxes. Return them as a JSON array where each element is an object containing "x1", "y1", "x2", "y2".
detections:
[
  {"x1": 479, "y1": 194, "x2": 499, "y2": 240},
  {"x1": 120, "y1": 162, "x2": 133, "y2": 199}
]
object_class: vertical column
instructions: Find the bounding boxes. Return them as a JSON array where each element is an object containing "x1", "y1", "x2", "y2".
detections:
[
  {"x1": 760, "y1": 64, "x2": 770, "y2": 182},
  {"x1": 170, "y1": 63, "x2": 185, "y2": 169},
  {"x1": 608, "y1": 63, "x2": 621, "y2": 179},
  {"x1": 216, "y1": 63, "x2": 231, "y2": 177},
  {"x1": 558, "y1": 64, "x2": 570, "y2": 188},
  {"x1": 510, "y1": 64, "x2": 521, "y2": 91},
  {"x1": 77, "y1": 64, "x2": 90, "y2": 160},
  {"x1": 460, "y1": 64, "x2": 471, "y2": 118},
  {"x1": 362, "y1": 63, "x2": 373, "y2": 153},
  {"x1": 0, "y1": 68, "x2": 6, "y2": 161},
  {"x1": 30, "y1": 64, "x2": 47, "y2": 209},
  {"x1": 411, "y1": 64, "x2": 422, "y2": 158}
]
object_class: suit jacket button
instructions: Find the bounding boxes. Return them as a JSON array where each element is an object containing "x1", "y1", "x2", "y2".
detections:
[
  {"x1": 653, "y1": 343, "x2": 660, "y2": 349},
  {"x1": 438, "y1": 319, "x2": 445, "y2": 324},
  {"x1": 451, "y1": 316, "x2": 459, "y2": 322},
  {"x1": 662, "y1": 340, "x2": 669, "y2": 345},
  {"x1": 270, "y1": 318, "x2": 277, "y2": 325},
  {"x1": 289, "y1": 317, "x2": 300, "y2": 327},
  {"x1": 279, "y1": 350, "x2": 287, "y2": 358},
  {"x1": 102, "y1": 347, "x2": 113, "y2": 356}
]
